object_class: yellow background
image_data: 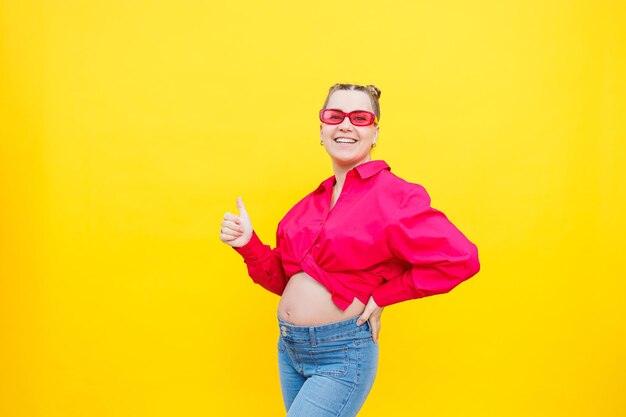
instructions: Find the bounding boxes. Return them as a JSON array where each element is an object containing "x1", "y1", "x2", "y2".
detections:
[{"x1": 2, "y1": 1, "x2": 625, "y2": 416}]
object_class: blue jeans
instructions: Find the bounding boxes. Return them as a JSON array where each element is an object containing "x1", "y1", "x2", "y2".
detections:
[{"x1": 277, "y1": 314, "x2": 379, "y2": 416}]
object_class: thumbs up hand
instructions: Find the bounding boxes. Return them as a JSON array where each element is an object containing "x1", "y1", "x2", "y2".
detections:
[{"x1": 220, "y1": 196, "x2": 254, "y2": 248}]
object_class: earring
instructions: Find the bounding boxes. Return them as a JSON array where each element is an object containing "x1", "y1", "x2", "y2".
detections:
[
  {"x1": 320, "y1": 140, "x2": 324, "y2": 146},
  {"x1": 371, "y1": 142, "x2": 377, "y2": 148}
]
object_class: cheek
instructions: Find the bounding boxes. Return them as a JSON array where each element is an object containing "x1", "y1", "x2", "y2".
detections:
[
  {"x1": 356, "y1": 127, "x2": 376, "y2": 142},
  {"x1": 320, "y1": 125, "x2": 334, "y2": 139}
]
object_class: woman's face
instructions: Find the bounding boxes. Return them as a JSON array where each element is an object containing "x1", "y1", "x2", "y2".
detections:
[{"x1": 320, "y1": 90, "x2": 379, "y2": 169}]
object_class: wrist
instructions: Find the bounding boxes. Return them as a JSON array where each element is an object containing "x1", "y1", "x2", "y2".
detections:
[
  {"x1": 232, "y1": 230, "x2": 262, "y2": 258},
  {"x1": 369, "y1": 295, "x2": 380, "y2": 308}
]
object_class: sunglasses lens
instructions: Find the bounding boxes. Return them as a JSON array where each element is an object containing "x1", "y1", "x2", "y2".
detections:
[
  {"x1": 320, "y1": 109, "x2": 345, "y2": 124},
  {"x1": 349, "y1": 111, "x2": 375, "y2": 126}
]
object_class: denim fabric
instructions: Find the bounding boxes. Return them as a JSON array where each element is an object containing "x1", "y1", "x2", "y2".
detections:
[{"x1": 277, "y1": 314, "x2": 379, "y2": 416}]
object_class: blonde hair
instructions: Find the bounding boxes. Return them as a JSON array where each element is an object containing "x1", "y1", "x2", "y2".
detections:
[{"x1": 322, "y1": 83, "x2": 381, "y2": 121}]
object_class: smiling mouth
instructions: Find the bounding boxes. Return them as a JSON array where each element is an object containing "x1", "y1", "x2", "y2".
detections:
[{"x1": 333, "y1": 137, "x2": 357, "y2": 144}]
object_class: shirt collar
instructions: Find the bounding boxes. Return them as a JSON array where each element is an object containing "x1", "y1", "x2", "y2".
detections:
[
  {"x1": 317, "y1": 160, "x2": 391, "y2": 192},
  {"x1": 354, "y1": 159, "x2": 391, "y2": 179}
]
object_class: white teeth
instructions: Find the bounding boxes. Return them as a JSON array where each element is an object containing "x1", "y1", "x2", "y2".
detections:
[{"x1": 334, "y1": 138, "x2": 357, "y2": 143}]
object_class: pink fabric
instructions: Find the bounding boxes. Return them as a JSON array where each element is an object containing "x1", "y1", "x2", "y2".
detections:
[{"x1": 232, "y1": 160, "x2": 480, "y2": 310}]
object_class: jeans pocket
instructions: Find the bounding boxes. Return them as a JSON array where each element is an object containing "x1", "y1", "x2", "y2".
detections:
[{"x1": 312, "y1": 346, "x2": 349, "y2": 377}]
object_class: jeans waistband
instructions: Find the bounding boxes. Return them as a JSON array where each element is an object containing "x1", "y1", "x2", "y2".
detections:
[{"x1": 277, "y1": 312, "x2": 371, "y2": 345}]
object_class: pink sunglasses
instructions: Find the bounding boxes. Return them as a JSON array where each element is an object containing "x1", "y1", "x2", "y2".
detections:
[{"x1": 319, "y1": 109, "x2": 378, "y2": 126}]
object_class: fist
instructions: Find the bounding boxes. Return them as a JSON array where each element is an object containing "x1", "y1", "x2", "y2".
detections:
[{"x1": 220, "y1": 196, "x2": 253, "y2": 248}]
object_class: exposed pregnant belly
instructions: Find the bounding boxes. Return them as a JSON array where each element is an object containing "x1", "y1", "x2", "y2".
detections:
[{"x1": 277, "y1": 271, "x2": 366, "y2": 326}]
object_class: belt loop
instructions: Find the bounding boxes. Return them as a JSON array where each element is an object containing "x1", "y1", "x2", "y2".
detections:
[{"x1": 309, "y1": 327, "x2": 317, "y2": 347}]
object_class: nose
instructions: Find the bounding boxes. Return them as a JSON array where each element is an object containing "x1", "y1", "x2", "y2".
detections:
[{"x1": 338, "y1": 115, "x2": 353, "y2": 131}]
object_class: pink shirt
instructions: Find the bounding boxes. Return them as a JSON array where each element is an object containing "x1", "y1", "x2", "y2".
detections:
[{"x1": 232, "y1": 159, "x2": 480, "y2": 310}]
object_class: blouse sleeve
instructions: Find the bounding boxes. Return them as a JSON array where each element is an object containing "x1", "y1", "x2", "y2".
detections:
[
  {"x1": 231, "y1": 222, "x2": 288, "y2": 296},
  {"x1": 371, "y1": 184, "x2": 480, "y2": 307}
]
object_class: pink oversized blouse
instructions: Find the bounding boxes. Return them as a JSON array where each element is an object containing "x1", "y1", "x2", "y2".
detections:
[{"x1": 232, "y1": 160, "x2": 480, "y2": 310}]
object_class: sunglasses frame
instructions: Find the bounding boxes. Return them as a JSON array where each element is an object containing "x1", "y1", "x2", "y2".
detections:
[{"x1": 319, "y1": 109, "x2": 379, "y2": 127}]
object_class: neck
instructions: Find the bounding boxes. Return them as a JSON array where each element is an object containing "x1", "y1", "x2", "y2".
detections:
[{"x1": 331, "y1": 155, "x2": 372, "y2": 191}]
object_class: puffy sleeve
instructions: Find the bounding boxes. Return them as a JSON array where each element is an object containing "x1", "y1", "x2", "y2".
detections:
[
  {"x1": 371, "y1": 184, "x2": 480, "y2": 307},
  {"x1": 231, "y1": 221, "x2": 288, "y2": 296}
]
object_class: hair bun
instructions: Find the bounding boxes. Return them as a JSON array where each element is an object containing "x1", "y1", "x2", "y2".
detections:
[{"x1": 366, "y1": 85, "x2": 381, "y2": 99}]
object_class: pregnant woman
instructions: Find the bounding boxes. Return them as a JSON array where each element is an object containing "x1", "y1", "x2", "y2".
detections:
[{"x1": 219, "y1": 83, "x2": 480, "y2": 416}]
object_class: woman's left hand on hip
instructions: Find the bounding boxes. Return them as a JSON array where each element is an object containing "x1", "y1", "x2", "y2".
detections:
[{"x1": 357, "y1": 296, "x2": 384, "y2": 343}]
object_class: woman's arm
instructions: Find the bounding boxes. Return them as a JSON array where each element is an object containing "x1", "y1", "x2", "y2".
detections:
[
  {"x1": 220, "y1": 197, "x2": 288, "y2": 296},
  {"x1": 371, "y1": 185, "x2": 480, "y2": 307},
  {"x1": 231, "y1": 228, "x2": 288, "y2": 296}
]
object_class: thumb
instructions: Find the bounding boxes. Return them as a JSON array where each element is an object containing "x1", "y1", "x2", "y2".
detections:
[
  {"x1": 357, "y1": 309, "x2": 371, "y2": 326},
  {"x1": 236, "y1": 196, "x2": 249, "y2": 219}
]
